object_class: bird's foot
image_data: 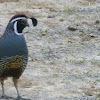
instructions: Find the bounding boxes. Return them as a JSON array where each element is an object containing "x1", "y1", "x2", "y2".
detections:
[
  {"x1": 0, "y1": 95, "x2": 9, "y2": 100},
  {"x1": 15, "y1": 96, "x2": 30, "y2": 100}
]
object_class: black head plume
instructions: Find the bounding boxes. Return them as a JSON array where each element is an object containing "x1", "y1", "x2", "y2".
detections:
[{"x1": 30, "y1": 18, "x2": 37, "y2": 26}]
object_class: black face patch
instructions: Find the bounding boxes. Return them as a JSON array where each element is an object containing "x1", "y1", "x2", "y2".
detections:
[
  {"x1": 17, "y1": 19, "x2": 29, "y2": 33},
  {"x1": 20, "y1": 19, "x2": 27, "y2": 23},
  {"x1": 18, "y1": 19, "x2": 27, "y2": 26}
]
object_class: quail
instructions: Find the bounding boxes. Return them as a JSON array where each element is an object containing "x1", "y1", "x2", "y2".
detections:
[{"x1": 0, "y1": 14, "x2": 37, "y2": 100}]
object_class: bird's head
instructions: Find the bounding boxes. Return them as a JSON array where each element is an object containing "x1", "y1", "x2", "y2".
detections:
[{"x1": 5, "y1": 14, "x2": 37, "y2": 36}]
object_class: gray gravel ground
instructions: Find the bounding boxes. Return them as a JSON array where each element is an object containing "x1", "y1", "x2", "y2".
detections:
[{"x1": 0, "y1": 0, "x2": 100, "y2": 100}]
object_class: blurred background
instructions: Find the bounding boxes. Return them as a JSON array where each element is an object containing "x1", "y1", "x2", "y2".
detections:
[{"x1": 0, "y1": 0, "x2": 100, "y2": 100}]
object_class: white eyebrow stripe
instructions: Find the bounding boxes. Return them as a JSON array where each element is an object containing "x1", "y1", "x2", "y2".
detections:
[{"x1": 11, "y1": 17, "x2": 26, "y2": 23}]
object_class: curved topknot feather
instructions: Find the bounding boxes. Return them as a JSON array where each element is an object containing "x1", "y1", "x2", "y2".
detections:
[{"x1": 30, "y1": 18, "x2": 37, "y2": 26}]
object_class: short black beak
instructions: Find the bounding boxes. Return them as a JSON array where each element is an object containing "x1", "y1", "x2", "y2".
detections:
[{"x1": 30, "y1": 18, "x2": 37, "y2": 26}]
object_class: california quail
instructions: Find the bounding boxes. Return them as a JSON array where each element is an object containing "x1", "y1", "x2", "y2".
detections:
[{"x1": 0, "y1": 14, "x2": 37, "y2": 100}]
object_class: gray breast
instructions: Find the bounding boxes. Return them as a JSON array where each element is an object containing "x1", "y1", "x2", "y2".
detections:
[{"x1": 0, "y1": 34, "x2": 28, "y2": 59}]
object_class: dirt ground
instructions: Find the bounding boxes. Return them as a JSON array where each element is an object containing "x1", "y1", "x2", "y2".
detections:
[{"x1": 0, "y1": 0, "x2": 100, "y2": 100}]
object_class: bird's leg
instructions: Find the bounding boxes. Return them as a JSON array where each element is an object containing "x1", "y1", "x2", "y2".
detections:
[
  {"x1": 13, "y1": 78, "x2": 22, "y2": 100},
  {"x1": 13, "y1": 78, "x2": 20, "y2": 97},
  {"x1": 0, "y1": 80, "x2": 9, "y2": 100},
  {"x1": 1, "y1": 80, "x2": 5, "y2": 97},
  {"x1": 13, "y1": 78, "x2": 30, "y2": 100}
]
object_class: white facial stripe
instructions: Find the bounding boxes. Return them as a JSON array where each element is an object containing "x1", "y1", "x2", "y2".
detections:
[
  {"x1": 14, "y1": 21, "x2": 23, "y2": 35},
  {"x1": 11, "y1": 17, "x2": 26, "y2": 23}
]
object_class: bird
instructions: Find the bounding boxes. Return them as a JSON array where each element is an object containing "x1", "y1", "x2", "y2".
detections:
[{"x1": 0, "y1": 14, "x2": 37, "y2": 100}]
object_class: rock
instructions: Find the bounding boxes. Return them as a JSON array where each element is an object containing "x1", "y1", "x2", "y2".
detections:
[
  {"x1": 59, "y1": 19, "x2": 64, "y2": 22},
  {"x1": 95, "y1": 20, "x2": 100, "y2": 24},
  {"x1": 68, "y1": 26, "x2": 78, "y2": 31},
  {"x1": 47, "y1": 15, "x2": 55, "y2": 18}
]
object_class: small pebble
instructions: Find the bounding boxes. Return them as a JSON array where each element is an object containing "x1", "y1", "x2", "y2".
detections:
[
  {"x1": 95, "y1": 20, "x2": 100, "y2": 24},
  {"x1": 48, "y1": 15, "x2": 55, "y2": 18},
  {"x1": 68, "y1": 26, "x2": 77, "y2": 31}
]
